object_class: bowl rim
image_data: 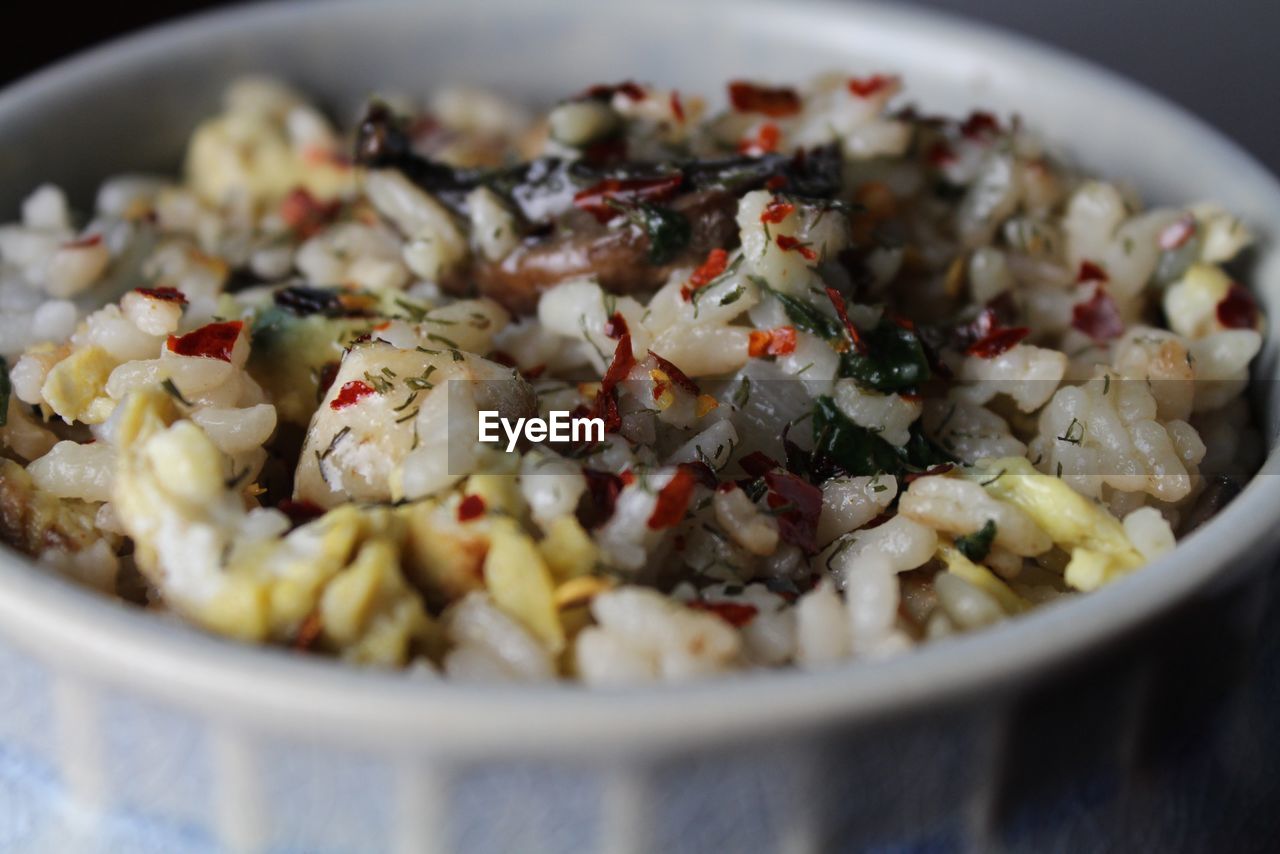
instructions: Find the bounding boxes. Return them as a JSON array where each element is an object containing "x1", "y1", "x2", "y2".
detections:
[{"x1": 1, "y1": 0, "x2": 1278, "y2": 756}]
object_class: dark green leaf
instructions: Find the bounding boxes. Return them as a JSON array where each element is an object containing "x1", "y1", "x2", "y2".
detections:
[
  {"x1": 902, "y1": 421, "x2": 955, "y2": 470},
  {"x1": 839, "y1": 318, "x2": 931, "y2": 391},
  {"x1": 811, "y1": 396, "x2": 902, "y2": 477},
  {"x1": 636, "y1": 203, "x2": 691, "y2": 265},
  {"x1": 955, "y1": 519, "x2": 997, "y2": 562},
  {"x1": 753, "y1": 277, "x2": 843, "y2": 339}
]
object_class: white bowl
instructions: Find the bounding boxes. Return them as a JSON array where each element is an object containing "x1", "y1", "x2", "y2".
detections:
[{"x1": 2, "y1": 1, "x2": 1279, "y2": 850}]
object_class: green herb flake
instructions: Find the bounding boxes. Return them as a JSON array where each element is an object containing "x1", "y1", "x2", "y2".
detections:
[{"x1": 955, "y1": 519, "x2": 997, "y2": 562}]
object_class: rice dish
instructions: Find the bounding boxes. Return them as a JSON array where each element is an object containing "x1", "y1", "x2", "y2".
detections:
[{"x1": 0, "y1": 74, "x2": 1263, "y2": 683}]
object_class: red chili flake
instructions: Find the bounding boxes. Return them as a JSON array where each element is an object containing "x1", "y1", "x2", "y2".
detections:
[
  {"x1": 739, "y1": 451, "x2": 780, "y2": 477},
  {"x1": 317, "y1": 361, "x2": 340, "y2": 398},
  {"x1": 688, "y1": 599, "x2": 759, "y2": 627},
  {"x1": 716, "y1": 481, "x2": 738, "y2": 494},
  {"x1": 965, "y1": 326, "x2": 1030, "y2": 358},
  {"x1": 457, "y1": 494, "x2": 486, "y2": 522},
  {"x1": 582, "y1": 135, "x2": 628, "y2": 165},
  {"x1": 619, "y1": 469, "x2": 637, "y2": 487},
  {"x1": 764, "y1": 470, "x2": 823, "y2": 553},
  {"x1": 329, "y1": 380, "x2": 376, "y2": 410},
  {"x1": 926, "y1": 140, "x2": 956, "y2": 167},
  {"x1": 647, "y1": 466, "x2": 698, "y2": 530},
  {"x1": 960, "y1": 111, "x2": 1000, "y2": 139},
  {"x1": 573, "y1": 174, "x2": 683, "y2": 223},
  {"x1": 902, "y1": 463, "x2": 956, "y2": 484},
  {"x1": 670, "y1": 91, "x2": 685, "y2": 123},
  {"x1": 748, "y1": 326, "x2": 798, "y2": 358},
  {"x1": 590, "y1": 385, "x2": 622, "y2": 434},
  {"x1": 166, "y1": 320, "x2": 244, "y2": 362},
  {"x1": 279, "y1": 187, "x2": 341, "y2": 239},
  {"x1": 847, "y1": 74, "x2": 895, "y2": 98},
  {"x1": 1076, "y1": 260, "x2": 1109, "y2": 283},
  {"x1": 681, "y1": 461, "x2": 718, "y2": 490},
  {"x1": 727, "y1": 81, "x2": 801, "y2": 117},
  {"x1": 579, "y1": 469, "x2": 624, "y2": 529},
  {"x1": 1216, "y1": 282, "x2": 1260, "y2": 330},
  {"x1": 292, "y1": 611, "x2": 323, "y2": 651},
  {"x1": 1071, "y1": 287, "x2": 1125, "y2": 343},
  {"x1": 134, "y1": 286, "x2": 187, "y2": 305},
  {"x1": 648, "y1": 351, "x2": 700, "y2": 395},
  {"x1": 1159, "y1": 215, "x2": 1197, "y2": 251},
  {"x1": 824, "y1": 286, "x2": 867, "y2": 355},
  {"x1": 680, "y1": 248, "x2": 730, "y2": 301},
  {"x1": 761, "y1": 199, "x2": 796, "y2": 224},
  {"x1": 601, "y1": 334, "x2": 636, "y2": 393},
  {"x1": 603, "y1": 312, "x2": 629, "y2": 340},
  {"x1": 738, "y1": 121, "x2": 781, "y2": 156},
  {"x1": 579, "y1": 81, "x2": 647, "y2": 101},
  {"x1": 775, "y1": 234, "x2": 816, "y2": 261},
  {"x1": 64, "y1": 233, "x2": 102, "y2": 249},
  {"x1": 277, "y1": 499, "x2": 325, "y2": 528},
  {"x1": 765, "y1": 175, "x2": 789, "y2": 191}
]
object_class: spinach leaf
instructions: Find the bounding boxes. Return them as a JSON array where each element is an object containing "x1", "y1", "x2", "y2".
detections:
[
  {"x1": 634, "y1": 203, "x2": 691, "y2": 265},
  {"x1": 811, "y1": 396, "x2": 902, "y2": 477},
  {"x1": 955, "y1": 519, "x2": 997, "y2": 562},
  {"x1": 901, "y1": 421, "x2": 954, "y2": 471},
  {"x1": 839, "y1": 317, "x2": 930, "y2": 391}
]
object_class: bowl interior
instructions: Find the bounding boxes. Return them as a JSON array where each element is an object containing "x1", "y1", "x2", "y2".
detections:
[{"x1": 0, "y1": 0, "x2": 1278, "y2": 749}]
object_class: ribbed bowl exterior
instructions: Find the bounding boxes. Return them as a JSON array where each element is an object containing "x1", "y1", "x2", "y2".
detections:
[{"x1": 2, "y1": 2, "x2": 1280, "y2": 852}]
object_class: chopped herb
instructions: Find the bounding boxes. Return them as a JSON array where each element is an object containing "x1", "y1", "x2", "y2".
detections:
[
  {"x1": 394, "y1": 407, "x2": 420, "y2": 424},
  {"x1": 732, "y1": 376, "x2": 752, "y2": 408},
  {"x1": 427, "y1": 332, "x2": 460, "y2": 349},
  {"x1": 955, "y1": 519, "x2": 997, "y2": 562},
  {"x1": 1057, "y1": 417, "x2": 1085, "y2": 445},
  {"x1": 607, "y1": 198, "x2": 692, "y2": 264},
  {"x1": 752, "y1": 276, "x2": 843, "y2": 339},
  {"x1": 719, "y1": 286, "x2": 745, "y2": 306},
  {"x1": 320, "y1": 426, "x2": 351, "y2": 461},
  {"x1": 160, "y1": 377, "x2": 192, "y2": 407}
]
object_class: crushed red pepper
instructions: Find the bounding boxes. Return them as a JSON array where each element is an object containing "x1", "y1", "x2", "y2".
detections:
[
  {"x1": 1072, "y1": 287, "x2": 1125, "y2": 343},
  {"x1": 573, "y1": 174, "x2": 683, "y2": 223},
  {"x1": 1217, "y1": 283, "x2": 1260, "y2": 330},
  {"x1": 727, "y1": 81, "x2": 801, "y2": 117},
  {"x1": 135, "y1": 286, "x2": 188, "y2": 305},
  {"x1": 647, "y1": 466, "x2": 698, "y2": 529},
  {"x1": 166, "y1": 320, "x2": 243, "y2": 362},
  {"x1": 748, "y1": 326, "x2": 798, "y2": 357},
  {"x1": 775, "y1": 234, "x2": 816, "y2": 260},
  {"x1": 688, "y1": 599, "x2": 759, "y2": 627},
  {"x1": 681, "y1": 248, "x2": 730, "y2": 300},
  {"x1": 329, "y1": 380, "x2": 376, "y2": 410},
  {"x1": 457, "y1": 494, "x2": 486, "y2": 522}
]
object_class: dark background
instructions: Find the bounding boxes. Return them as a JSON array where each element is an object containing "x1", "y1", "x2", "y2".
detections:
[{"x1": 2, "y1": 0, "x2": 1275, "y2": 172}]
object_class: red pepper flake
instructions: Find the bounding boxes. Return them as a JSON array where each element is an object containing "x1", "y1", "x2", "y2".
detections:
[
  {"x1": 775, "y1": 234, "x2": 816, "y2": 261},
  {"x1": 670, "y1": 91, "x2": 685, "y2": 123},
  {"x1": 277, "y1": 499, "x2": 325, "y2": 528},
  {"x1": 1071, "y1": 287, "x2": 1125, "y2": 343},
  {"x1": 573, "y1": 174, "x2": 683, "y2": 223},
  {"x1": 1159, "y1": 215, "x2": 1197, "y2": 251},
  {"x1": 457, "y1": 494, "x2": 486, "y2": 522},
  {"x1": 716, "y1": 481, "x2": 738, "y2": 494},
  {"x1": 579, "y1": 469, "x2": 624, "y2": 529},
  {"x1": 847, "y1": 74, "x2": 895, "y2": 98},
  {"x1": 329, "y1": 379, "x2": 376, "y2": 410},
  {"x1": 601, "y1": 334, "x2": 636, "y2": 393},
  {"x1": 292, "y1": 611, "x2": 324, "y2": 651},
  {"x1": 64, "y1": 233, "x2": 103, "y2": 249},
  {"x1": 760, "y1": 199, "x2": 796, "y2": 224},
  {"x1": 824, "y1": 286, "x2": 867, "y2": 355},
  {"x1": 748, "y1": 325, "x2": 798, "y2": 358},
  {"x1": 965, "y1": 326, "x2": 1030, "y2": 358},
  {"x1": 648, "y1": 351, "x2": 700, "y2": 395},
  {"x1": 619, "y1": 469, "x2": 637, "y2": 487},
  {"x1": 582, "y1": 135, "x2": 628, "y2": 165},
  {"x1": 279, "y1": 187, "x2": 341, "y2": 239},
  {"x1": 681, "y1": 460, "x2": 718, "y2": 490},
  {"x1": 926, "y1": 140, "x2": 956, "y2": 167},
  {"x1": 579, "y1": 81, "x2": 647, "y2": 101},
  {"x1": 688, "y1": 599, "x2": 759, "y2": 627},
  {"x1": 603, "y1": 312, "x2": 629, "y2": 340},
  {"x1": 765, "y1": 175, "x2": 788, "y2": 191},
  {"x1": 647, "y1": 466, "x2": 698, "y2": 530},
  {"x1": 960, "y1": 111, "x2": 1000, "y2": 139},
  {"x1": 1076, "y1": 260, "x2": 1109, "y2": 283},
  {"x1": 739, "y1": 451, "x2": 780, "y2": 477},
  {"x1": 681, "y1": 248, "x2": 730, "y2": 301},
  {"x1": 166, "y1": 320, "x2": 244, "y2": 362},
  {"x1": 728, "y1": 81, "x2": 801, "y2": 117},
  {"x1": 1216, "y1": 282, "x2": 1260, "y2": 330},
  {"x1": 764, "y1": 470, "x2": 823, "y2": 553},
  {"x1": 134, "y1": 286, "x2": 187, "y2": 305},
  {"x1": 738, "y1": 121, "x2": 781, "y2": 156},
  {"x1": 902, "y1": 463, "x2": 955, "y2": 484}
]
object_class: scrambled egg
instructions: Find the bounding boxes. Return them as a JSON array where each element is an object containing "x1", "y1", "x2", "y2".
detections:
[
  {"x1": 972, "y1": 456, "x2": 1145, "y2": 591},
  {"x1": 41, "y1": 345, "x2": 116, "y2": 425}
]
